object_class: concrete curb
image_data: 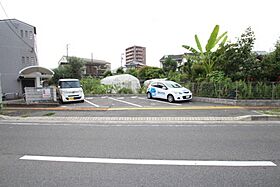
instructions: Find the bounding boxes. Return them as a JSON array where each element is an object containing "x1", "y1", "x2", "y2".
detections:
[
  {"x1": 0, "y1": 115, "x2": 279, "y2": 122},
  {"x1": 238, "y1": 115, "x2": 280, "y2": 121}
]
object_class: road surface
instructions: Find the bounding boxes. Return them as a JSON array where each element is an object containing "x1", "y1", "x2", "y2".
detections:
[{"x1": 0, "y1": 120, "x2": 280, "y2": 186}]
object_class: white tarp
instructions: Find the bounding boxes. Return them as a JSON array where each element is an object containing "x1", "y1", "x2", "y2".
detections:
[{"x1": 101, "y1": 74, "x2": 141, "y2": 94}]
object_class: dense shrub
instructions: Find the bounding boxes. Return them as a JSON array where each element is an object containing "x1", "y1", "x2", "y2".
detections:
[
  {"x1": 81, "y1": 77, "x2": 114, "y2": 94},
  {"x1": 184, "y1": 81, "x2": 280, "y2": 99}
]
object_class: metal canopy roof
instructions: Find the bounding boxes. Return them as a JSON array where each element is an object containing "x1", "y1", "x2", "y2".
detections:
[{"x1": 19, "y1": 66, "x2": 54, "y2": 79}]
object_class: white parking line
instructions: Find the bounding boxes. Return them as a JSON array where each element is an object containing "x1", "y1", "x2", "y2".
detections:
[
  {"x1": 108, "y1": 97, "x2": 142, "y2": 107},
  {"x1": 84, "y1": 99, "x2": 100, "y2": 108},
  {"x1": 136, "y1": 97, "x2": 182, "y2": 106},
  {"x1": 20, "y1": 155, "x2": 277, "y2": 167}
]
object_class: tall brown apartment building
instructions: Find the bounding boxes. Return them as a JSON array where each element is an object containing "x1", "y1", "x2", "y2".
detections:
[{"x1": 125, "y1": 46, "x2": 146, "y2": 68}]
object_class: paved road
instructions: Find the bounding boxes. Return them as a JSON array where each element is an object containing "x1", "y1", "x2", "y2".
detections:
[{"x1": 1, "y1": 121, "x2": 280, "y2": 186}]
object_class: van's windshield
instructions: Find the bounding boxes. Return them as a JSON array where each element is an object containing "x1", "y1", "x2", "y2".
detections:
[{"x1": 60, "y1": 81, "x2": 80, "y2": 88}]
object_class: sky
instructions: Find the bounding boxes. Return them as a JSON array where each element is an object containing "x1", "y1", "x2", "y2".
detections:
[{"x1": 0, "y1": 0, "x2": 279, "y2": 70}]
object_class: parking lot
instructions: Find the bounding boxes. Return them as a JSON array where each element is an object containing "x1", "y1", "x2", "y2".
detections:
[
  {"x1": 59, "y1": 95, "x2": 223, "y2": 109},
  {"x1": 2, "y1": 95, "x2": 263, "y2": 118}
]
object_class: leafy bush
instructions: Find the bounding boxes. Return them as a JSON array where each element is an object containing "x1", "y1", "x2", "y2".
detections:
[
  {"x1": 81, "y1": 77, "x2": 114, "y2": 94},
  {"x1": 117, "y1": 88, "x2": 133, "y2": 94}
]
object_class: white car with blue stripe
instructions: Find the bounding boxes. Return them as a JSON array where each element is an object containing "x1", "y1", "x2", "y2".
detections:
[{"x1": 146, "y1": 80, "x2": 192, "y2": 102}]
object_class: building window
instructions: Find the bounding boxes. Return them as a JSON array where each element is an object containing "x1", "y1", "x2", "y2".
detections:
[
  {"x1": 29, "y1": 31, "x2": 33, "y2": 39},
  {"x1": 20, "y1": 30, "x2": 23, "y2": 37},
  {"x1": 26, "y1": 57, "x2": 29, "y2": 63},
  {"x1": 25, "y1": 30, "x2": 28, "y2": 37},
  {"x1": 31, "y1": 57, "x2": 35, "y2": 64},
  {"x1": 22, "y1": 56, "x2": 25, "y2": 63}
]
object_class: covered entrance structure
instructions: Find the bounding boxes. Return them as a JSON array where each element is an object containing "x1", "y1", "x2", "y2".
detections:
[
  {"x1": 18, "y1": 66, "x2": 57, "y2": 103},
  {"x1": 18, "y1": 66, "x2": 54, "y2": 93}
]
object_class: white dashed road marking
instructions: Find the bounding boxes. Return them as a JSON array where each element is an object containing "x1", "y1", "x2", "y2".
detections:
[
  {"x1": 108, "y1": 97, "x2": 143, "y2": 107},
  {"x1": 84, "y1": 99, "x2": 100, "y2": 108},
  {"x1": 20, "y1": 155, "x2": 277, "y2": 167}
]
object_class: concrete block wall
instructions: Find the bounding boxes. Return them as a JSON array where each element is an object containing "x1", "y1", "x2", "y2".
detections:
[
  {"x1": 194, "y1": 97, "x2": 280, "y2": 106},
  {"x1": 24, "y1": 86, "x2": 57, "y2": 104},
  {"x1": 0, "y1": 74, "x2": 2, "y2": 110}
]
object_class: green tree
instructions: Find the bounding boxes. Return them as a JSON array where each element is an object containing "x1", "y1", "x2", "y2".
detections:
[
  {"x1": 137, "y1": 66, "x2": 164, "y2": 81},
  {"x1": 182, "y1": 25, "x2": 227, "y2": 75},
  {"x1": 50, "y1": 57, "x2": 85, "y2": 85},
  {"x1": 126, "y1": 68, "x2": 138, "y2": 78},
  {"x1": 67, "y1": 57, "x2": 85, "y2": 79},
  {"x1": 181, "y1": 54, "x2": 198, "y2": 81},
  {"x1": 162, "y1": 57, "x2": 178, "y2": 74},
  {"x1": 191, "y1": 63, "x2": 206, "y2": 82},
  {"x1": 260, "y1": 40, "x2": 280, "y2": 81},
  {"x1": 116, "y1": 67, "x2": 124, "y2": 74},
  {"x1": 215, "y1": 27, "x2": 257, "y2": 81}
]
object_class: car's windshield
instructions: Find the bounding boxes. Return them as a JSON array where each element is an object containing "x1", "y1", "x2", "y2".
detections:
[
  {"x1": 60, "y1": 81, "x2": 80, "y2": 88},
  {"x1": 164, "y1": 81, "x2": 182, "y2": 88}
]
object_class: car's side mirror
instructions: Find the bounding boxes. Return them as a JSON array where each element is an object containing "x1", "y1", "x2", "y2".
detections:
[
  {"x1": 57, "y1": 86, "x2": 61, "y2": 89},
  {"x1": 80, "y1": 85, "x2": 83, "y2": 88}
]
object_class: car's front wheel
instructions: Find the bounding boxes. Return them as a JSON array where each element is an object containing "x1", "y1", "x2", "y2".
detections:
[
  {"x1": 147, "y1": 92, "x2": 152, "y2": 99},
  {"x1": 167, "y1": 94, "x2": 174, "y2": 103}
]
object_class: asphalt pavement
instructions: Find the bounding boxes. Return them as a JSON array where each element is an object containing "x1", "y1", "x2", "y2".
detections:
[
  {"x1": 1, "y1": 96, "x2": 280, "y2": 186},
  {"x1": 2, "y1": 96, "x2": 264, "y2": 119},
  {"x1": 0, "y1": 121, "x2": 280, "y2": 186}
]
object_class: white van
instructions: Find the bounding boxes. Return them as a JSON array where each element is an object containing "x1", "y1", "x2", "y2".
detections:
[{"x1": 57, "y1": 79, "x2": 84, "y2": 103}]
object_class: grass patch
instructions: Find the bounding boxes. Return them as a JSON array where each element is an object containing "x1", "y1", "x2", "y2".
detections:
[
  {"x1": 261, "y1": 109, "x2": 280, "y2": 115},
  {"x1": 43, "y1": 112, "x2": 55, "y2": 116}
]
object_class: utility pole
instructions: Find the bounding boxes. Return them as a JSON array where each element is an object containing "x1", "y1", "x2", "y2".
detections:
[
  {"x1": 121, "y1": 53, "x2": 123, "y2": 67},
  {"x1": 66, "y1": 44, "x2": 70, "y2": 61}
]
